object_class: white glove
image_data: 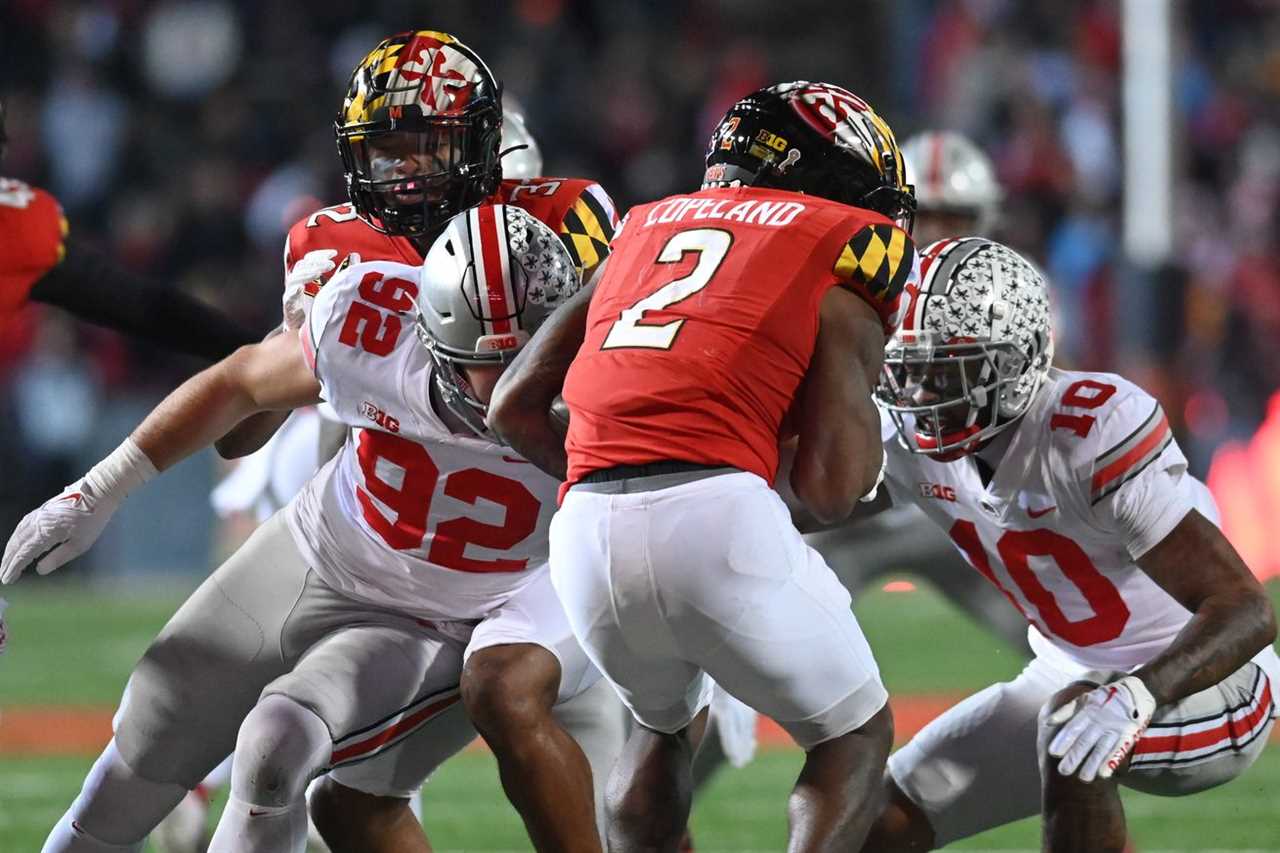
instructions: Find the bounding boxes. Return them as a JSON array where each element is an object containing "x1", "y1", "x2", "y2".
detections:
[
  {"x1": 1046, "y1": 675, "x2": 1156, "y2": 782},
  {"x1": 0, "y1": 598, "x2": 9, "y2": 655},
  {"x1": 0, "y1": 439, "x2": 156, "y2": 584},
  {"x1": 282, "y1": 250, "x2": 356, "y2": 331}
]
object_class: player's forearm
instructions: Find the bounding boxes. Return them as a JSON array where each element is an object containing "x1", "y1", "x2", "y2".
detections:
[
  {"x1": 510, "y1": 422, "x2": 567, "y2": 481},
  {"x1": 132, "y1": 355, "x2": 270, "y2": 472},
  {"x1": 1133, "y1": 590, "x2": 1276, "y2": 706}
]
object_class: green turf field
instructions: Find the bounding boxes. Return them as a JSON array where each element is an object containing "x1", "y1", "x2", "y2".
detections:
[{"x1": 3, "y1": 581, "x2": 1279, "y2": 851}]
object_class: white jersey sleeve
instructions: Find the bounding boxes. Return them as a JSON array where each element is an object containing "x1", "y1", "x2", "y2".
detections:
[
  {"x1": 303, "y1": 260, "x2": 429, "y2": 427},
  {"x1": 1058, "y1": 384, "x2": 1199, "y2": 560}
]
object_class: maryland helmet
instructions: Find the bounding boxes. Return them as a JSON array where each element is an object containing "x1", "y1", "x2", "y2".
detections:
[
  {"x1": 900, "y1": 131, "x2": 1002, "y2": 244},
  {"x1": 876, "y1": 238, "x2": 1053, "y2": 460},
  {"x1": 336, "y1": 31, "x2": 503, "y2": 239},
  {"x1": 703, "y1": 81, "x2": 915, "y2": 231},
  {"x1": 414, "y1": 204, "x2": 580, "y2": 436}
]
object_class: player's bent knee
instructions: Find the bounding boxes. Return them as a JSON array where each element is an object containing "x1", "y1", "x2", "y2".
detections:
[
  {"x1": 233, "y1": 695, "x2": 331, "y2": 804},
  {"x1": 309, "y1": 776, "x2": 412, "y2": 845},
  {"x1": 860, "y1": 776, "x2": 937, "y2": 852},
  {"x1": 1036, "y1": 681, "x2": 1098, "y2": 777},
  {"x1": 822, "y1": 700, "x2": 894, "y2": 758},
  {"x1": 461, "y1": 644, "x2": 560, "y2": 733}
]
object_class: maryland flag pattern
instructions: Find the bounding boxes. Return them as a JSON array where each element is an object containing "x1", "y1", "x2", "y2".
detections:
[
  {"x1": 833, "y1": 222, "x2": 916, "y2": 336},
  {"x1": 341, "y1": 31, "x2": 492, "y2": 131},
  {"x1": 557, "y1": 184, "x2": 617, "y2": 280}
]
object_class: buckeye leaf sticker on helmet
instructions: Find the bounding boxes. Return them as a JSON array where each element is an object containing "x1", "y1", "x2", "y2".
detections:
[{"x1": 414, "y1": 204, "x2": 580, "y2": 437}]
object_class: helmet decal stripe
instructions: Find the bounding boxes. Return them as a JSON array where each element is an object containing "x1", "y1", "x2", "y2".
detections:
[
  {"x1": 474, "y1": 204, "x2": 513, "y2": 334},
  {"x1": 927, "y1": 133, "x2": 945, "y2": 197}
]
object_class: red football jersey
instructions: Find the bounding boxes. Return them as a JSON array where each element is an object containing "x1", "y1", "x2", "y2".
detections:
[
  {"x1": 563, "y1": 186, "x2": 917, "y2": 488},
  {"x1": 282, "y1": 177, "x2": 617, "y2": 316},
  {"x1": 0, "y1": 178, "x2": 67, "y2": 313}
]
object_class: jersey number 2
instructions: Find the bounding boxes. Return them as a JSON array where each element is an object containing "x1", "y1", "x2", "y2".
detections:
[{"x1": 601, "y1": 228, "x2": 732, "y2": 350}]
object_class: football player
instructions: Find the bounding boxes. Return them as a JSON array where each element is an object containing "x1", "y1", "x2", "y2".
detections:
[
  {"x1": 0, "y1": 99, "x2": 259, "y2": 359},
  {"x1": 0, "y1": 94, "x2": 260, "y2": 745},
  {"x1": 151, "y1": 86, "x2": 565, "y2": 853},
  {"x1": 857, "y1": 238, "x2": 1278, "y2": 852},
  {"x1": 898, "y1": 130, "x2": 1002, "y2": 247},
  {"x1": 489, "y1": 81, "x2": 918, "y2": 851},
  {"x1": 803, "y1": 129, "x2": 1027, "y2": 652},
  {"x1": 3, "y1": 31, "x2": 621, "y2": 853},
  {"x1": 1, "y1": 208, "x2": 616, "y2": 853}
]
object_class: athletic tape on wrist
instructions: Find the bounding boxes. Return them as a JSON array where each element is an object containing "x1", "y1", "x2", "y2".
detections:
[{"x1": 84, "y1": 438, "x2": 158, "y2": 501}]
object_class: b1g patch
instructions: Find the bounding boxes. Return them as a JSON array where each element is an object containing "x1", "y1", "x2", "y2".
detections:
[{"x1": 919, "y1": 482, "x2": 956, "y2": 502}]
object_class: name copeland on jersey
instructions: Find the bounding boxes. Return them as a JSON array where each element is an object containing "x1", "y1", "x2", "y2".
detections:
[
  {"x1": 284, "y1": 259, "x2": 561, "y2": 621},
  {"x1": 881, "y1": 367, "x2": 1280, "y2": 685}
]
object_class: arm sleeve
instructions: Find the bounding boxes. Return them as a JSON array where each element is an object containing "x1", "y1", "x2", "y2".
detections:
[
  {"x1": 28, "y1": 238, "x2": 265, "y2": 360},
  {"x1": 831, "y1": 222, "x2": 918, "y2": 337},
  {"x1": 556, "y1": 182, "x2": 619, "y2": 281},
  {"x1": 1083, "y1": 398, "x2": 1193, "y2": 559}
]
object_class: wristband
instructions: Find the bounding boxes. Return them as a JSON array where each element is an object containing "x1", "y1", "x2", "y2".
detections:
[{"x1": 83, "y1": 438, "x2": 159, "y2": 501}]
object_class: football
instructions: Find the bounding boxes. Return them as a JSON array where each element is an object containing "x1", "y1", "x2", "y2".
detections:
[{"x1": 550, "y1": 395, "x2": 571, "y2": 438}]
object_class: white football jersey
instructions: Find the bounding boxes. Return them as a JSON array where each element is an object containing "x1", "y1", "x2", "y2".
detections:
[
  {"x1": 283, "y1": 260, "x2": 560, "y2": 620},
  {"x1": 884, "y1": 368, "x2": 1280, "y2": 683}
]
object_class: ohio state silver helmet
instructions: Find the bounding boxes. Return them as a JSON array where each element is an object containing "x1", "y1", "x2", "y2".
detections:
[
  {"x1": 876, "y1": 238, "x2": 1053, "y2": 460},
  {"x1": 901, "y1": 131, "x2": 1002, "y2": 233},
  {"x1": 500, "y1": 97, "x2": 544, "y2": 179},
  {"x1": 415, "y1": 203, "x2": 579, "y2": 436}
]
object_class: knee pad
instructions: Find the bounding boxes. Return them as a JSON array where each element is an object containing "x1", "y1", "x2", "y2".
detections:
[{"x1": 231, "y1": 695, "x2": 332, "y2": 807}]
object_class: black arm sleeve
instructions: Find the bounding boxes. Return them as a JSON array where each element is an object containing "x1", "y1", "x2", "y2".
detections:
[{"x1": 27, "y1": 238, "x2": 263, "y2": 361}]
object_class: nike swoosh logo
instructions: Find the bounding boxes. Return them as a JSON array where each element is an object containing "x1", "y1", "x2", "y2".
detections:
[
  {"x1": 248, "y1": 808, "x2": 270, "y2": 817},
  {"x1": 1027, "y1": 505, "x2": 1057, "y2": 518},
  {"x1": 57, "y1": 492, "x2": 83, "y2": 504},
  {"x1": 24, "y1": 539, "x2": 69, "y2": 574},
  {"x1": 502, "y1": 456, "x2": 530, "y2": 464}
]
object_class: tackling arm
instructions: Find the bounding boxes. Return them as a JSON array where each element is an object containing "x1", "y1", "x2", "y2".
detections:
[
  {"x1": 133, "y1": 331, "x2": 322, "y2": 471},
  {"x1": 0, "y1": 332, "x2": 321, "y2": 583},
  {"x1": 1131, "y1": 509, "x2": 1277, "y2": 705},
  {"x1": 487, "y1": 275, "x2": 600, "y2": 481},
  {"x1": 789, "y1": 286, "x2": 887, "y2": 525}
]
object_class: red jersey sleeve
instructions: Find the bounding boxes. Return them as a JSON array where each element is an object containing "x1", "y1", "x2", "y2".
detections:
[
  {"x1": 280, "y1": 203, "x2": 421, "y2": 329},
  {"x1": 500, "y1": 178, "x2": 619, "y2": 281},
  {"x1": 0, "y1": 179, "x2": 68, "y2": 313},
  {"x1": 831, "y1": 221, "x2": 917, "y2": 337}
]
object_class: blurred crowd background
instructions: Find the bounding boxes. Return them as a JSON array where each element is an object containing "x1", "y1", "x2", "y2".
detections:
[{"x1": 1, "y1": 0, "x2": 1278, "y2": 578}]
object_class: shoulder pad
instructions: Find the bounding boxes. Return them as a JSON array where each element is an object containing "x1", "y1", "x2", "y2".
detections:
[
  {"x1": 832, "y1": 220, "x2": 917, "y2": 335},
  {"x1": 1041, "y1": 372, "x2": 1176, "y2": 506}
]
